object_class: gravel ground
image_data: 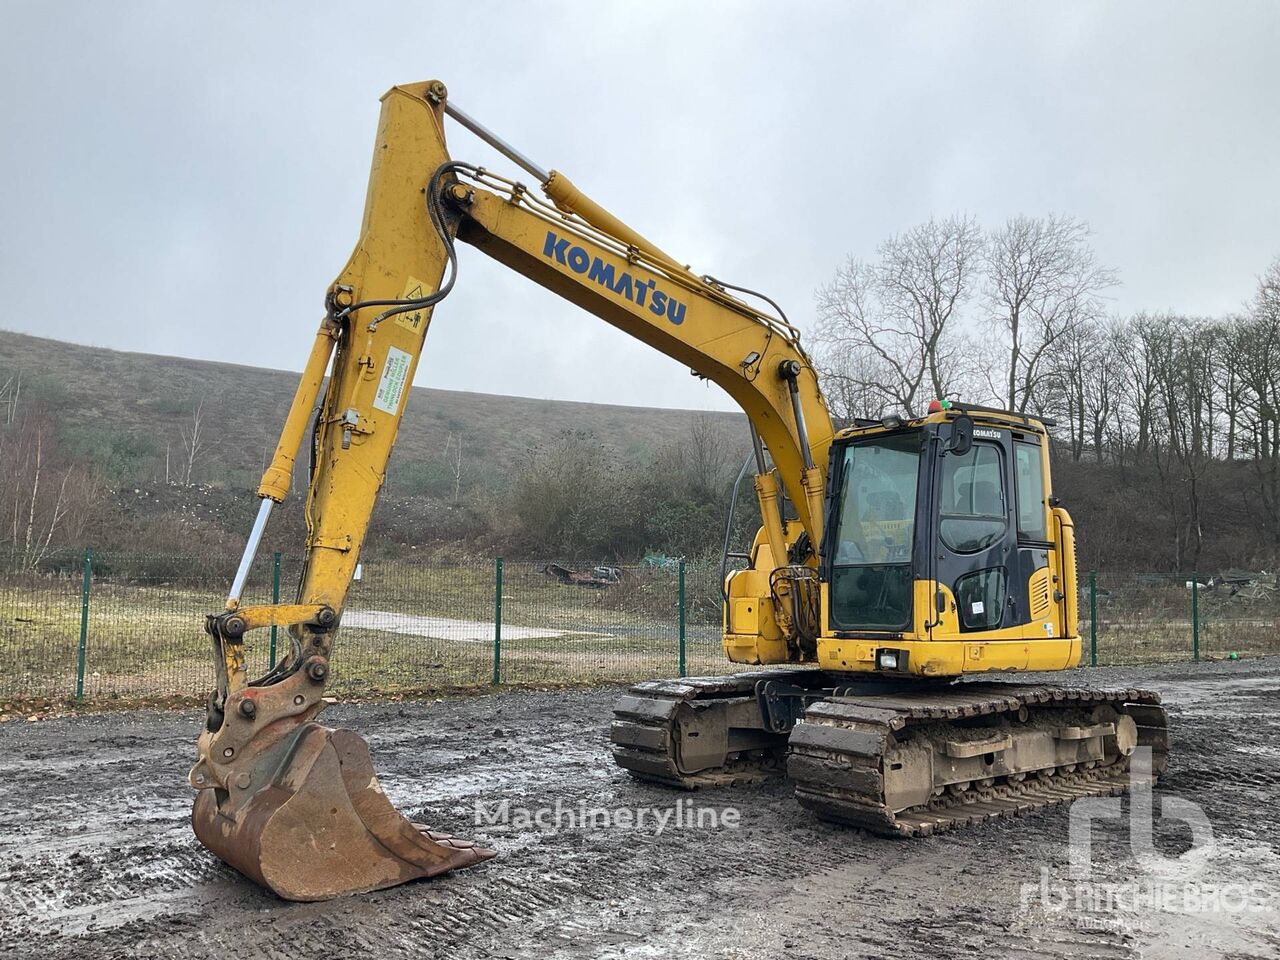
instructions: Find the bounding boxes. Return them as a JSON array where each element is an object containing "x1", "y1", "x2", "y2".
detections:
[{"x1": 0, "y1": 659, "x2": 1278, "y2": 959}]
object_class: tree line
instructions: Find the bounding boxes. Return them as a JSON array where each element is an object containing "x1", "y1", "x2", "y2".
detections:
[
  {"x1": 811, "y1": 214, "x2": 1280, "y2": 571},
  {"x1": 5, "y1": 216, "x2": 1279, "y2": 573}
]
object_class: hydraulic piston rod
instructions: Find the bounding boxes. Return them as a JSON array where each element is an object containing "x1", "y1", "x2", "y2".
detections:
[
  {"x1": 443, "y1": 101, "x2": 550, "y2": 184},
  {"x1": 779, "y1": 360, "x2": 824, "y2": 546},
  {"x1": 228, "y1": 498, "x2": 273, "y2": 605}
]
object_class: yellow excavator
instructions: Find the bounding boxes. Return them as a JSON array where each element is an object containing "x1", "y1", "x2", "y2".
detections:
[{"x1": 190, "y1": 80, "x2": 1169, "y2": 901}]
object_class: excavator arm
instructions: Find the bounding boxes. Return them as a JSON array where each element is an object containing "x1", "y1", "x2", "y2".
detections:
[{"x1": 190, "y1": 80, "x2": 833, "y2": 900}]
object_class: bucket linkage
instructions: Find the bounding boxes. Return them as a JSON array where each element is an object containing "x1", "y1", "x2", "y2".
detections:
[{"x1": 191, "y1": 607, "x2": 492, "y2": 901}]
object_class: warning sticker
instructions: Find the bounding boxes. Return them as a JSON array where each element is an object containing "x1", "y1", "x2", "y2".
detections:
[
  {"x1": 373, "y1": 346, "x2": 412, "y2": 414},
  {"x1": 394, "y1": 276, "x2": 430, "y2": 334}
]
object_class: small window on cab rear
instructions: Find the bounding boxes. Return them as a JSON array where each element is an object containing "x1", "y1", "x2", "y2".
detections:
[
  {"x1": 955, "y1": 567, "x2": 1007, "y2": 631},
  {"x1": 1015, "y1": 441, "x2": 1047, "y2": 541}
]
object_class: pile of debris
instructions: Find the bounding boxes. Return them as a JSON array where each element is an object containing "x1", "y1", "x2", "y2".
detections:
[
  {"x1": 541, "y1": 563, "x2": 622, "y2": 588},
  {"x1": 1207, "y1": 569, "x2": 1277, "y2": 602}
]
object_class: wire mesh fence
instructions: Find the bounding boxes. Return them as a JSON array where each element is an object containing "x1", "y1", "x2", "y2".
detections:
[
  {"x1": 1087, "y1": 571, "x2": 1280, "y2": 665},
  {"x1": 1, "y1": 551, "x2": 1271, "y2": 703},
  {"x1": 0, "y1": 551, "x2": 745, "y2": 702}
]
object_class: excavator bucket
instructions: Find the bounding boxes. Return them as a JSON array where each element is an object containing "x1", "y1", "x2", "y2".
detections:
[{"x1": 192, "y1": 721, "x2": 493, "y2": 901}]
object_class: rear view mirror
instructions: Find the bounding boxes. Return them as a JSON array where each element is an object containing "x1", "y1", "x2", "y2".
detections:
[{"x1": 947, "y1": 415, "x2": 974, "y2": 457}]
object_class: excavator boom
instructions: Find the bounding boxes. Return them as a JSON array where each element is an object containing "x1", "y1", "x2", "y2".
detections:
[{"x1": 190, "y1": 80, "x2": 834, "y2": 900}]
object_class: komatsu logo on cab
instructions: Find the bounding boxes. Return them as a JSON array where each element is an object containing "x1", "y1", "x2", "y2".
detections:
[{"x1": 542, "y1": 230, "x2": 687, "y2": 325}]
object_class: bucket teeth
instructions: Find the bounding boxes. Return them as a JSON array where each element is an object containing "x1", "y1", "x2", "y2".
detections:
[
  {"x1": 193, "y1": 722, "x2": 493, "y2": 901},
  {"x1": 420, "y1": 830, "x2": 478, "y2": 849}
]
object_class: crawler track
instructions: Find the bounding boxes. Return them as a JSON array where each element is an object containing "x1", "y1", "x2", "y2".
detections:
[
  {"x1": 789, "y1": 684, "x2": 1169, "y2": 836},
  {"x1": 611, "y1": 673, "x2": 1170, "y2": 836},
  {"x1": 611, "y1": 670, "x2": 800, "y2": 788}
]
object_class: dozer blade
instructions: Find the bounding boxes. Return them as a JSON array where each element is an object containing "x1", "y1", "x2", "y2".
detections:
[{"x1": 193, "y1": 722, "x2": 493, "y2": 901}]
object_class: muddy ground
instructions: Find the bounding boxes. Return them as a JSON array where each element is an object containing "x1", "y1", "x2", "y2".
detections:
[{"x1": 1, "y1": 659, "x2": 1278, "y2": 960}]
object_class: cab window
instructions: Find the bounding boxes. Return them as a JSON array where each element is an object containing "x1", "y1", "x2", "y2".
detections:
[
  {"x1": 955, "y1": 567, "x2": 1007, "y2": 631},
  {"x1": 1014, "y1": 441, "x2": 1048, "y2": 541},
  {"x1": 829, "y1": 431, "x2": 922, "y2": 630},
  {"x1": 939, "y1": 442, "x2": 1006, "y2": 554}
]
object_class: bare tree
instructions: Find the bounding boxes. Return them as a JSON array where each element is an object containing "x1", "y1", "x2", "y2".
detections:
[
  {"x1": 1144, "y1": 317, "x2": 1220, "y2": 569},
  {"x1": 0, "y1": 409, "x2": 76, "y2": 569},
  {"x1": 0, "y1": 370, "x2": 20, "y2": 426},
  {"x1": 178, "y1": 395, "x2": 213, "y2": 485},
  {"x1": 985, "y1": 215, "x2": 1117, "y2": 413},
  {"x1": 810, "y1": 338, "x2": 895, "y2": 421},
  {"x1": 1236, "y1": 258, "x2": 1280, "y2": 545},
  {"x1": 650, "y1": 413, "x2": 735, "y2": 504},
  {"x1": 684, "y1": 413, "x2": 732, "y2": 499},
  {"x1": 1211, "y1": 316, "x2": 1249, "y2": 461},
  {"x1": 1118, "y1": 313, "x2": 1165, "y2": 462},
  {"x1": 814, "y1": 215, "x2": 982, "y2": 417},
  {"x1": 509, "y1": 431, "x2": 622, "y2": 557},
  {"x1": 1042, "y1": 315, "x2": 1128, "y2": 462},
  {"x1": 23, "y1": 435, "x2": 73, "y2": 569},
  {"x1": 442, "y1": 434, "x2": 465, "y2": 502},
  {"x1": 1087, "y1": 319, "x2": 1132, "y2": 462}
]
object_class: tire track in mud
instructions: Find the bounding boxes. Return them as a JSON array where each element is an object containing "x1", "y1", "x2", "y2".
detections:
[{"x1": 1, "y1": 666, "x2": 1278, "y2": 959}]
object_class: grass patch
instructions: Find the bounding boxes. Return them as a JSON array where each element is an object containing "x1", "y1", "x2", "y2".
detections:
[{"x1": 7, "y1": 562, "x2": 1262, "y2": 701}]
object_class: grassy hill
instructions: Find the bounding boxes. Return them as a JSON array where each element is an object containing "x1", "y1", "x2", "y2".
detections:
[
  {"x1": 0, "y1": 330, "x2": 747, "y2": 489},
  {"x1": 9, "y1": 331, "x2": 1254, "y2": 573},
  {"x1": 0, "y1": 331, "x2": 749, "y2": 559}
]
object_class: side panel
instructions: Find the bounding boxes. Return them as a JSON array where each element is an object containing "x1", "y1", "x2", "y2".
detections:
[{"x1": 817, "y1": 636, "x2": 1082, "y2": 677}]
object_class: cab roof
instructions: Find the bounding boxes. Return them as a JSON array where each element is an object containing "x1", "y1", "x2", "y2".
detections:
[{"x1": 834, "y1": 403, "x2": 1050, "y2": 441}]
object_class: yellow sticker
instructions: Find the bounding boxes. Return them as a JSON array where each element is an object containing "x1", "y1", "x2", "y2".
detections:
[{"x1": 394, "y1": 276, "x2": 430, "y2": 334}]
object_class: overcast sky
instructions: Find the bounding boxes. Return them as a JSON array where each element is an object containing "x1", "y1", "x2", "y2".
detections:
[{"x1": 3, "y1": 1, "x2": 1277, "y2": 412}]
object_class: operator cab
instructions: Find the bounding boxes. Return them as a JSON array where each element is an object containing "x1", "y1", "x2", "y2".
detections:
[{"x1": 822, "y1": 403, "x2": 1056, "y2": 641}]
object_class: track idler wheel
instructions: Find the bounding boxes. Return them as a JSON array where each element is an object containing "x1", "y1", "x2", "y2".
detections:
[{"x1": 192, "y1": 722, "x2": 493, "y2": 901}]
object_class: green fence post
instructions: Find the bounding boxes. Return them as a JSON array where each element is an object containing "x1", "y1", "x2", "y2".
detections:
[
  {"x1": 1192, "y1": 574, "x2": 1200, "y2": 662},
  {"x1": 269, "y1": 551, "x2": 282, "y2": 666},
  {"x1": 1089, "y1": 571, "x2": 1098, "y2": 667},
  {"x1": 492, "y1": 557, "x2": 503, "y2": 686},
  {"x1": 75, "y1": 546, "x2": 93, "y2": 700},
  {"x1": 678, "y1": 559, "x2": 687, "y2": 678}
]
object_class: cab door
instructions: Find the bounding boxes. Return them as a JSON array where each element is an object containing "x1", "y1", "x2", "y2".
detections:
[{"x1": 932, "y1": 431, "x2": 1019, "y2": 634}]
